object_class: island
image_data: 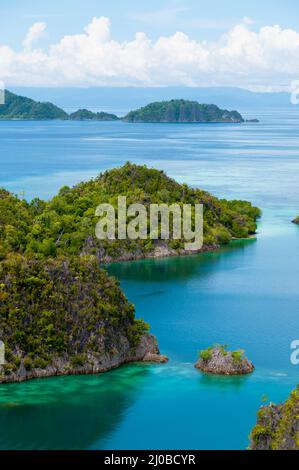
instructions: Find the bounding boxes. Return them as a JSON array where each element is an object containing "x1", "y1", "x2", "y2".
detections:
[
  {"x1": 69, "y1": 108, "x2": 119, "y2": 121},
  {"x1": 123, "y1": 99, "x2": 245, "y2": 123},
  {"x1": 0, "y1": 90, "x2": 118, "y2": 121},
  {"x1": 0, "y1": 91, "x2": 258, "y2": 123},
  {"x1": 0, "y1": 163, "x2": 260, "y2": 263},
  {"x1": 292, "y1": 216, "x2": 299, "y2": 225},
  {"x1": 0, "y1": 254, "x2": 167, "y2": 384},
  {"x1": 250, "y1": 386, "x2": 299, "y2": 450},
  {"x1": 0, "y1": 90, "x2": 69, "y2": 120},
  {"x1": 195, "y1": 344, "x2": 254, "y2": 375}
]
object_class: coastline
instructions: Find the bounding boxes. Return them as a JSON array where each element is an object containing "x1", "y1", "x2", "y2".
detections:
[
  {"x1": 0, "y1": 334, "x2": 168, "y2": 385},
  {"x1": 99, "y1": 242, "x2": 220, "y2": 265},
  {"x1": 0, "y1": 239, "x2": 256, "y2": 386},
  {"x1": 99, "y1": 236, "x2": 257, "y2": 265}
]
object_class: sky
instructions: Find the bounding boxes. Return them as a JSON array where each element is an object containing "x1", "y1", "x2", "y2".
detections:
[{"x1": 1, "y1": 0, "x2": 299, "y2": 91}]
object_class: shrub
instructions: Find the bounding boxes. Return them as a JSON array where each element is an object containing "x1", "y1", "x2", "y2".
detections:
[
  {"x1": 199, "y1": 349, "x2": 212, "y2": 361},
  {"x1": 232, "y1": 350, "x2": 244, "y2": 364},
  {"x1": 250, "y1": 425, "x2": 271, "y2": 444},
  {"x1": 71, "y1": 354, "x2": 87, "y2": 368}
]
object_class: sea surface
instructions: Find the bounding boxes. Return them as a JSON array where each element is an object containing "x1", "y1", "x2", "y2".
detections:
[{"x1": 0, "y1": 108, "x2": 298, "y2": 449}]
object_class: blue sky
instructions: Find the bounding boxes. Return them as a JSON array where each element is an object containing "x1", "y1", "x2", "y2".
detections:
[
  {"x1": 2, "y1": 0, "x2": 298, "y2": 47},
  {"x1": 0, "y1": 1, "x2": 299, "y2": 90}
]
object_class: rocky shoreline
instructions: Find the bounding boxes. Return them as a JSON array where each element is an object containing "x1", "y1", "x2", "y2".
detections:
[
  {"x1": 97, "y1": 240, "x2": 219, "y2": 265},
  {"x1": 250, "y1": 387, "x2": 299, "y2": 450},
  {"x1": 195, "y1": 345, "x2": 254, "y2": 375},
  {"x1": 0, "y1": 334, "x2": 168, "y2": 385}
]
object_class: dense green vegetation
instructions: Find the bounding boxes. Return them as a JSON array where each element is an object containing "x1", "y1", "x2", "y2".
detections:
[
  {"x1": 0, "y1": 163, "x2": 260, "y2": 379},
  {"x1": 0, "y1": 254, "x2": 148, "y2": 377},
  {"x1": 0, "y1": 91, "x2": 119, "y2": 121},
  {"x1": 123, "y1": 100, "x2": 244, "y2": 123},
  {"x1": 0, "y1": 189, "x2": 45, "y2": 259},
  {"x1": 69, "y1": 109, "x2": 119, "y2": 121},
  {"x1": 250, "y1": 387, "x2": 299, "y2": 450},
  {"x1": 0, "y1": 91, "x2": 249, "y2": 124},
  {"x1": 0, "y1": 90, "x2": 69, "y2": 120},
  {"x1": 0, "y1": 163, "x2": 260, "y2": 262}
]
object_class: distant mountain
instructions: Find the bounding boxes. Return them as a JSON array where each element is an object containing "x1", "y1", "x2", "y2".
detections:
[
  {"x1": 69, "y1": 108, "x2": 119, "y2": 121},
  {"x1": 9, "y1": 87, "x2": 293, "y2": 115},
  {"x1": 0, "y1": 90, "x2": 68, "y2": 120},
  {"x1": 123, "y1": 100, "x2": 244, "y2": 123},
  {"x1": 0, "y1": 90, "x2": 258, "y2": 123},
  {"x1": 0, "y1": 91, "x2": 119, "y2": 121}
]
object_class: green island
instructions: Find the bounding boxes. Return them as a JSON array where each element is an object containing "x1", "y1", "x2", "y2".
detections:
[
  {"x1": 0, "y1": 164, "x2": 260, "y2": 383},
  {"x1": 0, "y1": 91, "x2": 259, "y2": 123},
  {"x1": 0, "y1": 90, "x2": 118, "y2": 121},
  {"x1": 0, "y1": 254, "x2": 167, "y2": 383},
  {"x1": 195, "y1": 344, "x2": 254, "y2": 375},
  {"x1": 123, "y1": 99, "x2": 245, "y2": 123},
  {"x1": 292, "y1": 216, "x2": 299, "y2": 224},
  {"x1": 0, "y1": 163, "x2": 261, "y2": 262},
  {"x1": 69, "y1": 109, "x2": 119, "y2": 121},
  {"x1": 250, "y1": 387, "x2": 299, "y2": 450},
  {"x1": 0, "y1": 90, "x2": 69, "y2": 120}
]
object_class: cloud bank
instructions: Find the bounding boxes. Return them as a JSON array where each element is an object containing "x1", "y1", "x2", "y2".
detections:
[{"x1": 1, "y1": 16, "x2": 299, "y2": 90}]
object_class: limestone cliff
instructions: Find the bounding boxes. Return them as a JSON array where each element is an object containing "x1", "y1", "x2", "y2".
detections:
[{"x1": 250, "y1": 387, "x2": 299, "y2": 450}]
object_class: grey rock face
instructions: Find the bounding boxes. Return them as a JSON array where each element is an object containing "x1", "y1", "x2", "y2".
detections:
[
  {"x1": 0, "y1": 333, "x2": 168, "y2": 384},
  {"x1": 250, "y1": 387, "x2": 299, "y2": 450},
  {"x1": 195, "y1": 346, "x2": 254, "y2": 375}
]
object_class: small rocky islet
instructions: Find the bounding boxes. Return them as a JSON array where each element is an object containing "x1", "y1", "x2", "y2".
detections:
[
  {"x1": 195, "y1": 344, "x2": 254, "y2": 375},
  {"x1": 292, "y1": 216, "x2": 299, "y2": 225}
]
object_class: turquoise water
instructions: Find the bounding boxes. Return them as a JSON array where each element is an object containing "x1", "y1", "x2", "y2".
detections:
[{"x1": 0, "y1": 108, "x2": 298, "y2": 449}]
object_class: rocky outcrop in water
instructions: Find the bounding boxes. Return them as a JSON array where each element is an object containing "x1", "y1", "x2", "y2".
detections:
[
  {"x1": 292, "y1": 217, "x2": 299, "y2": 225},
  {"x1": 250, "y1": 387, "x2": 299, "y2": 450},
  {"x1": 195, "y1": 345, "x2": 254, "y2": 375}
]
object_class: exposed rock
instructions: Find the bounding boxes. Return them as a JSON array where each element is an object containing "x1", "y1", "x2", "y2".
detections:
[
  {"x1": 292, "y1": 217, "x2": 299, "y2": 225},
  {"x1": 142, "y1": 352, "x2": 169, "y2": 363},
  {"x1": 82, "y1": 235, "x2": 219, "y2": 265},
  {"x1": 195, "y1": 345, "x2": 254, "y2": 375},
  {"x1": 0, "y1": 333, "x2": 168, "y2": 384},
  {"x1": 250, "y1": 387, "x2": 299, "y2": 450}
]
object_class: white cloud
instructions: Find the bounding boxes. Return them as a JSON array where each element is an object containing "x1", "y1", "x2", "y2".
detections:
[
  {"x1": 1, "y1": 16, "x2": 299, "y2": 90},
  {"x1": 22, "y1": 22, "x2": 47, "y2": 51}
]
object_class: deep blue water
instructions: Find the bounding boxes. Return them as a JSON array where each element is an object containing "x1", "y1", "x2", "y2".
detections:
[{"x1": 0, "y1": 108, "x2": 298, "y2": 449}]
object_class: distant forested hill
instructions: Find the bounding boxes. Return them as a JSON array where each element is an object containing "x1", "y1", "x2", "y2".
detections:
[
  {"x1": 69, "y1": 108, "x2": 119, "y2": 121},
  {"x1": 0, "y1": 91, "x2": 119, "y2": 121},
  {"x1": 0, "y1": 91, "x2": 249, "y2": 123},
  {"x1": 0, "y1": 90, "x2": 69, "y2": 120},
  {"x1": 0, "y1": 163, "x2": 260, "y2": 263},
  {"x1": 123, "y1": 100, "x2": 244, "y2": 123}
]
